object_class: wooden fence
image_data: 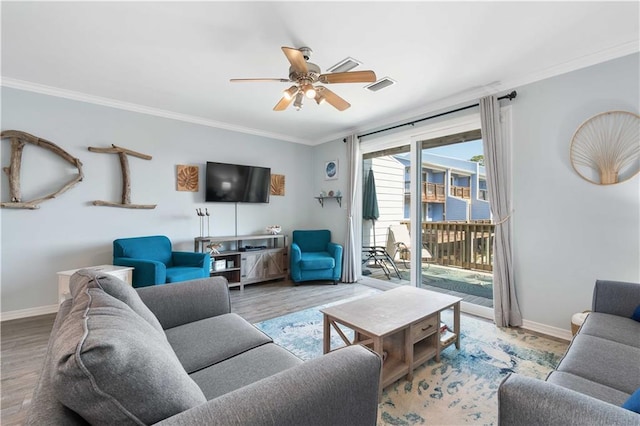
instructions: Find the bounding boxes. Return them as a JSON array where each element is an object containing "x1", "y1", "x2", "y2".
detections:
[{"x1": 402, "y1": 221, "x2": 495, "y2": 272}]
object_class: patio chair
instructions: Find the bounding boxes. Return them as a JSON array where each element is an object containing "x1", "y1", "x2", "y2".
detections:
[
  {"x1": 386, "y1": 224, "x2": 432, "y2": 268},
  {"x1": 362, "y1": 246, "x2": 402, "y2": 279}
]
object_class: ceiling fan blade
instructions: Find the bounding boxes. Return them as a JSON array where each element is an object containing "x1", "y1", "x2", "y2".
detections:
[
  {"x1": 318, "y1": 70, "x2": 377, "y2": 84},
  {"x1": 281, "y1": 47, "x2": 308, "y2": 74},
  {"x1": 230, "y1": 78, "x2": 290, "y2": 83},
  {"x1": 317, "y1": 87, "x2": 351, "y2": 111},
  {"x1": 273, "y1": 96, "x2": 294, "y2": 111}
]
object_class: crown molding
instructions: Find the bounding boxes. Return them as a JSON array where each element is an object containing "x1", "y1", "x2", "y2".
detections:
[
  {"x1": 3, "y1": 41, "x2": 637, "y2": 147},
  {"x1": 317, "y1": 40, "x2": 640, "y2": 145},
  {"x1": 498, "y1": 40, "x2": 639, "y2": 94},
  {"x1": 0, "y1": 78, "x2": 314, "y2": 146}
]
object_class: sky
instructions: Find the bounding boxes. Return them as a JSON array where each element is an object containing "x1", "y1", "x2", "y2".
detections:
[{"x1": 425, "y1": 139, "x2": 483, "y2": 161}]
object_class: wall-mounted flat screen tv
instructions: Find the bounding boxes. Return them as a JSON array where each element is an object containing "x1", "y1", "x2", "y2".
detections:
[{"x1": 205, "y1": 161, "x2": 270, "y2": 203}]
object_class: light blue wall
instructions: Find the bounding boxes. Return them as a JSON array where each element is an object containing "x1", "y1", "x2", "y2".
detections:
[
  {"x1": 1, "y1": 87, "x2": 316, "y2": 313},
  {"x1": 511, "y1": 53, "x2": 639, "y2": 329},
  {"x1": 314, "y1": 53, "x2": 640, "y2": 332},
  {"x1": 2, "y1": 53, "x2": 638, "y2": 331}
]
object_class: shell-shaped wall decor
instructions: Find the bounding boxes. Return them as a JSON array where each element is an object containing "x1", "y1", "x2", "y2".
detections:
[
  {"x1": 570, "y1": 110, "x2": 640, "y2": 185},
  {"x1": 177, "y1": 165, "x2": 199, "y2": 191}
]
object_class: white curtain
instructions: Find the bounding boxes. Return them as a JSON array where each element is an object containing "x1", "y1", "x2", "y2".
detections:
[
  {"x1": 480, "y1": 96, "x2": 522, "y2": 327},
  {"x1": 342, "y1": 134, "x2": 362, "y2": 283}
]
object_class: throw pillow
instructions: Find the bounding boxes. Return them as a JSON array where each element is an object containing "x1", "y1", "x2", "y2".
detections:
[
  {"x1": 52, "y1": 281, "x2": 206, "y2": 425},
  {"x1": 631, "y1": 305, "x2": 640, "y2": 322},
  {"x1": 622, "y1": 388, "x2": 640, "y2": 413},
  {"x1": 71, "y1": 269, "x2": 164, "y2": 333}
]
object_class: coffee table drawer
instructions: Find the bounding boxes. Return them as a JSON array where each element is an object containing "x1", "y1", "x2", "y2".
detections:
[{"x1": 412, "y1": 315, "x2": 438, "y2": 342}]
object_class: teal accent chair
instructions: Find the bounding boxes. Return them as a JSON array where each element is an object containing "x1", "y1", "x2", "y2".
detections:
[
  {"x1": 290, "y1": 230, "x2": 343, "y2": 285},
  {"x1": 113, "y1": 235, "x2": 210, "y2": 288}
]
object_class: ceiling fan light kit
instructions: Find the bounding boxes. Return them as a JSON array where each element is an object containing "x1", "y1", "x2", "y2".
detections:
[
  {"x1": 230, "y1": 46, "x2": 377, "y2": 112},
  {"x1": 283, "y1": 85, "x2": 299, "y2": 100}
]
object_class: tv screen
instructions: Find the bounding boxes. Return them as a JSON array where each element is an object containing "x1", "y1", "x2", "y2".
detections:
[{"x1": 205, "y1": 162, "x2": 270, "y2": 203}]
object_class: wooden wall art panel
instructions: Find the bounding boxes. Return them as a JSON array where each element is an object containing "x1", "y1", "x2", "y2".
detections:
[
  {"x1": 177, "y1": 165, "x2": 199, "y2": 191},
  {"x1": 270, "y1": 174, "x2": 285, "y2": 196},
  {"x1": 1, "y1": 130, "x2": 84, "y2": 209},
  {"x1": 88, "y1": 144, "x2": 156, "y2": 209}
]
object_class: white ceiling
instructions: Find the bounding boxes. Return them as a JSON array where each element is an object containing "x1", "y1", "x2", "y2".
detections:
[{"x1": 2, "y1": 2, "x2": 639, "y2": 145}]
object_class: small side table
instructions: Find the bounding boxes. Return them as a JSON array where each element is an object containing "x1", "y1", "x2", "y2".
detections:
[
  {"x1": 57, "y1": 265, "x2": 134, "y2": 303},
  {"x1": 571, "y1": 311, "x2": 590, "y2": 336}
]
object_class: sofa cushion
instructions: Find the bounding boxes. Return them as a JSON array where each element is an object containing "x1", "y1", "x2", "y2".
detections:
[
  {"x1": 165, "y1": 313, "x2": 272, "y2": 373},
  {"x1": 579, "y1": 312, "x2": 640, "y2": 348},
  {"x1": 72, "y1": 269, "x2": 164, "y2": 334},
  {"x1": 166, "y1": 266, "x2": 208, "y2": 283},
  {"x1": 622, "y1": 388, "x2": 640, "y2": 413},
  {"x1": 189, "y1": 343, "x2": 303, "y2": 400},
  {"x1": 300, "y1": 252, "x2": 335, "y2": 270},
  {"x1": 547, "y1": 371, "x2": 630, "y2": 406},
  {"x1": 25, "y1": 300, "x2": 89, "y2": 425},
  {"x1": 51, "y1": 275, "x2": 206, "y2": 425},
  {"x1": 556, "y1": 334, "x2": 640, "y2": 395}
]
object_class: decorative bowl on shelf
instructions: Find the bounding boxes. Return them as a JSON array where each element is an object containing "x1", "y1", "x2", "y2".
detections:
[{"x1": 266, "y1": 225, "x2": 281, "y2": 235}]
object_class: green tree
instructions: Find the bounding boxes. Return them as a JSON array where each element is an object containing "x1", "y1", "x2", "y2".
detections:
[{"x1": 469, "y1": 155, "x2": 484, "y2": 166}]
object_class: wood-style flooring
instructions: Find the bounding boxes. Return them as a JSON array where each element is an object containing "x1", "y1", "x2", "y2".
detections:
[{"x1": 0, "y1": 279, "x2": 377, "y2": 426}]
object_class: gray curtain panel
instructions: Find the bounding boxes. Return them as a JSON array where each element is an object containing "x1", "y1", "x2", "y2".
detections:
[
  {"x1": 342, "y1": 134, "x2": 362, "y2": 283},
  {"x1": 480, "y1": 96, "x2": 522, "y2": 327}
]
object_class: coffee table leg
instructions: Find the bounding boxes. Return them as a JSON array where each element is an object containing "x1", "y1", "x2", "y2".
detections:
[
  {"x1": 373, "y1": 336, "x2": 384, "y2": 399},
  {"x1": 454, "y1": 302, "x2": 461, "y2": 349},
  {"x1": 405, "y1": 327, "x2": 414, "y2": 380},
  {"x1": 323, "y1": 313, "x2": 330, "y2": 354}
]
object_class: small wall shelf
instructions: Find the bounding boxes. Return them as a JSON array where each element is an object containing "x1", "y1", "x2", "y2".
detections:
[{"x1": 315, "y1": 196, "x2": 342, "y2": 207}]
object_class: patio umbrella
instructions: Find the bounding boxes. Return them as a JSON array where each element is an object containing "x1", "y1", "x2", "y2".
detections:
[{"x1": 363, "y1": 169, "x2": 380, "y2": 246}]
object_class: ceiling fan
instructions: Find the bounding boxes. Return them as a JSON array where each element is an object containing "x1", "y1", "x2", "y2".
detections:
[{"x1": 230, "y1": 46, "x2": 377, "y2": 112}]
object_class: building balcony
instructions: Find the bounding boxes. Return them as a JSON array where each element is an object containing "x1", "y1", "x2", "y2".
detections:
[
  {"x1": 422, "y1": 182, "x2": 445, "y2": 202},
  {"x1": 450, "y1": 185, "x2": 471, "y2": 199}
]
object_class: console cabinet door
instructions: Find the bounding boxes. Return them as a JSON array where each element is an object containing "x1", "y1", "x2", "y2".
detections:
[
  {"x1": 264, "y1": 249, "x2": 284, "y2": 279},
  {"x1": 241, "y1": 252, "x2": 264, "y2": 283}
]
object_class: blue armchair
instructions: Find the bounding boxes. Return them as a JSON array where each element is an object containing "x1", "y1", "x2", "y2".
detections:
[
  {"x1": 290, "y1": 230, "x2": 343, "y2": 285},
  {"x1": 113, "y1": 235, "x2": 210, "y2": 287}
]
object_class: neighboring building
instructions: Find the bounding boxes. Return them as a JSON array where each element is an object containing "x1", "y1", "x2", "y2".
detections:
[
  {"x1": 396, "y1": 153, "x2": 491, "y2": 222},
  {"x1": 362, "y1": 153, "x2": 491, "y2": 247}
]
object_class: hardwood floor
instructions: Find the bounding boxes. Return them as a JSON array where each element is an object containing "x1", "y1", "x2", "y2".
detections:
[{"x1": 0, "y1": 279, "x2": 376, "y2": 426}]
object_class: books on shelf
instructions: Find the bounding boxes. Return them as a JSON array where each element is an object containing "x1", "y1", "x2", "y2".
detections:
[
  {"x1": 440, "y1": 330, "x2": 457, "y2": 346},
  {"x1": 439, "y1": 321, "x2": 456, "y2": 346}
]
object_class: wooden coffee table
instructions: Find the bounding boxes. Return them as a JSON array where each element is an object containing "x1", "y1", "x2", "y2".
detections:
[{"x1": 321, "y1": 286, "x2": 461, "y2": 394}]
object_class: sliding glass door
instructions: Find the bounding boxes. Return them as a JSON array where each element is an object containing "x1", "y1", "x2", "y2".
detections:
[{"x1": 359, "y1": 111, "x2": 494, "y2": 316}]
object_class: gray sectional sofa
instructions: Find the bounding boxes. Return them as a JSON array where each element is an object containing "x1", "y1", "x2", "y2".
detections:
[
  {"x1": 499, "y1": 279, "x2": 640, "y2": 425},
  {"x1": 27, "y1": 271, "x2": 382, "y2": 425}
]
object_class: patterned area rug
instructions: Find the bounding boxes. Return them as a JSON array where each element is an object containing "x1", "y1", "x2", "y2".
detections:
[{"x1": 255, "y1": 291, "x2": 568, "y2": 425}]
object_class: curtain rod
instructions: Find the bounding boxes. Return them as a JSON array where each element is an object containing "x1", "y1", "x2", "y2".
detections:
[{"x1": 345, "y1": 90, "x2": 517, "y2": 141}]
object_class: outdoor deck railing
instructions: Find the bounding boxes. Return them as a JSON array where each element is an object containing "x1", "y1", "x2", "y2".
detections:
[{"x1": 401, "y1": 220, "x2": 494, "y2": 272}]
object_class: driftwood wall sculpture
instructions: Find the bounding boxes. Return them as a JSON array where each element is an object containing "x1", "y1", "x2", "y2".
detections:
[
  {"x1": 88, "y1": 144, "x2": 156, "y2": 209},
  {"x1": 1, "y1": 130, "x2": 84, "y2": 209}
]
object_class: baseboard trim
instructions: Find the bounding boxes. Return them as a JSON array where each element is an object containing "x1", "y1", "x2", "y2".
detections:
[
  {"x1": 462, "y1": 302, "x2": 572, "y2": 341},
  {"x1": 1, "y1": 304, "x2": 59, "y2": 322},
  {"x1": 460, "y1": 301, "x2": 494, "y2": 320},
  {"x1": 522, "y1": 318, "x2": 572, "y2": 341}
]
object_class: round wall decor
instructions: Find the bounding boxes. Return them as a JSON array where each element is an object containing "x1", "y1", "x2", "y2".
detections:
[{"x1": 569, "y1": 110, "x2": 639, "y2": 185}]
